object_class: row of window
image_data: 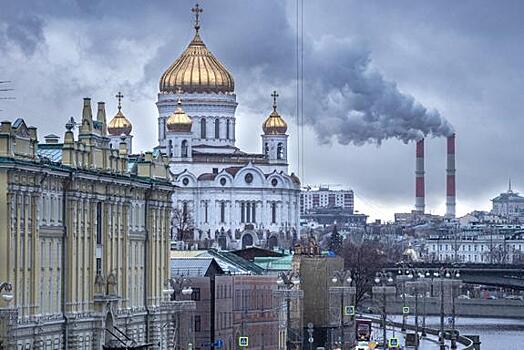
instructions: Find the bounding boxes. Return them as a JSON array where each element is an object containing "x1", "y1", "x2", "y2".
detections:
[{"x1": 200, "y1": 118, "x2": 232, "y2": 140}]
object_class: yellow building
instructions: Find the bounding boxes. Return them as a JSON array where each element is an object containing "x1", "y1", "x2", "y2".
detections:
[{"x1": 0, "y1": 98, "x2": 186, "y2": 349}]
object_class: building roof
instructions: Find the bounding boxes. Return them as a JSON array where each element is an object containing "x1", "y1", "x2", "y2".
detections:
[
  {"x1": 254, "y1": 255, "x2": 293, "y2": 272},
  {"x1": 170, "y1": 249, "x2": 265, "y2": 275},
  {"x1": 170, "y1": 257, "x2": 223, "y2": 277},
  {"x1": 232, "y1": 247, "x2": 285, "y2": 262}
]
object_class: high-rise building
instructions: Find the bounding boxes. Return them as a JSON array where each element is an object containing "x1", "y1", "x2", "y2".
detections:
[
  {"x1": 0, "y1": 99, "x2": 180, "y2": 349},
  {"x1": 300, "y1": 186, "x2": 355, "y2": 215}
]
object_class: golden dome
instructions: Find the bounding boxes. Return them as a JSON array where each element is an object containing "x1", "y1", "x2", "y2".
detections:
[
  {"x1": 166, "y1": 99, "x2": 192, "y2": 132},
  {"x1": 263, "y1": 91, "x2": 287, "y2": 135},
  {"x1": 108, "y1": 110, "x2": 132, "y2": 136},
  {"x1": 159, "y1": 31, "x2": 234, "y2": 94}
]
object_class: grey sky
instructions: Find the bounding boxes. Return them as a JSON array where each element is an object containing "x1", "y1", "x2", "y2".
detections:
[{"x1": 1, "y1": 0, "x2": 523, "y2": 220}]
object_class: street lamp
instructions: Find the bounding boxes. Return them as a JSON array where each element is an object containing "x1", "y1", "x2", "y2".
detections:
[
  {"x1": 396, "y1": 264, "x2": 415, "y2": 332},
  {"x1": 331, "y1": 270, "x2": 354, "y2": 350},
  {"x1": 0, "y1": 282, "x2": 14, "y2": 303},
  {"x1": 164, "y1": 276, "x2": 193, "y2": 350},
  {"x1": 277, "y1": 271, "x2": 300, "y2": 350},
  {"x1": 433, "y1": 267, "x2": 460, "y2": 350},
  {"x1": 374, "y1": 271, "x2": 394, "y2": 349}
]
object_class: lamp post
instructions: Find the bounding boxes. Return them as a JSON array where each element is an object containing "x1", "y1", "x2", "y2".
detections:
[
  {"x1": 396, "y1": 264, "x2": 414, "y2": 332},
  {"x1": 374, "y1": 271, "x2": 394, "y2": 349},
  {"x1": 432, "y1": 267, "x2": 460, "y2": 350},
  {"x1": 165, "y1": 276, "x2": 193, "y2": 350},
  {"x1": 331, "y1": 270, "x2": 355, "y2": 350},
  {"x1": 277, "y1": 271, "x2": 300, "y2": 350}
]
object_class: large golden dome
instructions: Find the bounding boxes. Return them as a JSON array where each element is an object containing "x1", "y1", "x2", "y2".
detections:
[
  {"x1": 159, "y1": 31, "x2": 234, "y2": 94},
  {"x1": 263, "y1": 91, "x2": 287, "y2": 135},
  {"x1": 108, "y1": 110, "x2": 132, "y2": 136},
  {"x1": 166, "y1": 99, "x2": 192, "y2": 132}
]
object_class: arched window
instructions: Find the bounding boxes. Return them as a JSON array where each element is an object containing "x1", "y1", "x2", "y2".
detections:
[
  {"x1": 277, "y1": 143, "x2": 284, "y2": 159},
  {"x1": 181, "y1": 140, "x2": 188, "y2": 158},
  {"x1": 264, "y1": 142, "x2": 269, "y2": 156},
  {"x1": 215, "y1": 118, "x2": 220, "y2": 139},
  {"x1": 200, "y1": 118, "x2": 206, "y2": 139},
  {"x1": 168, "y1": 140, "x2": 173, "y2": 157},
  {"x1": 271, "y1": 202, "x2": 277, "y2": 224},
  {"x1": 226, "y1": 119, "x2": 230, "y2": 140},
  {"x1": 220, "y1": 202, "x2": 226, "y2": 223}
]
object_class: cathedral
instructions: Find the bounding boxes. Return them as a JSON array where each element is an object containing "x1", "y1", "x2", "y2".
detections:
[{"x1": 150, "y1": 4, "x2": 301, "y2": 250}]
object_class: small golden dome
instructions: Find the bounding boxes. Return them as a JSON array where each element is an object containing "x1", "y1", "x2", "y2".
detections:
[
  {"x1": 166, "y1": 100, "x2": 192, "y2": 132},
  {"x1": 263, "y1": 91, "x2": 287, "y2": 135},
  {"x1": 159, "y1": 31, "x2": 234, "y2": 94},
  {"x1": 108, "y1": 110, "x2": 132, "y2": 136}
]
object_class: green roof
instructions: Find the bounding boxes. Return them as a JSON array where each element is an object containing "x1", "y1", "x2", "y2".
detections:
[{"x1": 254, "y1": 254, "x2": 293, "y2": 271}]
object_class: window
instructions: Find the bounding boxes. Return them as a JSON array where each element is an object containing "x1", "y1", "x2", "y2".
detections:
[
  {"x1": 204, "y1": 202, "x2": 208, "y2": 223},
  {"x1": 220, "y1": 202, "x2": 226, "y2": 223},
  {"x1": 252, "y1": 203, "x2": 256, "y2": 223},
  {"x1": 182, "y1": 202, "x2": 188, "y2": 217},
  {"x1": 96, "y1": 202, "x2": 102, "y2": 244},
  {"x1": 226, "y1": 119, "x2": 230, "y2": 140},
  {"x1": 264, "y1": 142, "x2": 269, "y2": 156},
  {"x1": 271, "y1": 203, "x2": 276, "y2": 224},
  {"x1": 241, "y1": 202, "x2": 245, "y2": 223},
  {"x1": 246, "y1": 203, "x2": 251, "y2": 223},
  {"x1": 200, "y1": 118, "x2": 207, "y2": 139},
  {"x1": 181, "y1": 140, "x2": 188, "y2": 158},
  {"x1": 277, "y1": 143, "x2": 284, "y2": 159},
  {"x1": 168, "y1": 140, "x2": 173, "y2": 157},
  {"x1": 194, "y1": 315, "x2": 201, "y2": 332},
  {"x1": 215, "y1": 118, "x2": 220, "y2": 139},
  {"x1": 96, "y1": 257, "x2": 102, "y2": 275},
  {"x1": 191, "y1": 287, "x2": 201, "y2": 301}
]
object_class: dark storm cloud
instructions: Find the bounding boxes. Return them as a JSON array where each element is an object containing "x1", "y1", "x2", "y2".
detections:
[
  {"x1": 1, "y1": 0, "x2": 523, "y2": 218},
  {"x1": 4, "y1": 15, "x2": 44, "y2": 55}
]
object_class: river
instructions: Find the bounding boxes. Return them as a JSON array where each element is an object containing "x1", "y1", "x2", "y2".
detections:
[{"x1": 380, "y1": 315, "x2": 524, "y2": 349}]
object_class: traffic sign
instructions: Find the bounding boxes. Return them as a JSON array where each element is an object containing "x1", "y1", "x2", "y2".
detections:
[
  {"x1": 344, "y1": 305, "x2": 355, "y2": 316},
  {"x1": 402, "y1": 306, "x2": 410, "y2": 315},
  {"x1": 238, "y1": 336, "x2": 249, "y2": 347}
]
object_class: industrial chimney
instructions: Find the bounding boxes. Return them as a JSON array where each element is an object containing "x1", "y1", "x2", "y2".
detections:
[
  {"x1": 415, "y1": 139, "x2": 425, "y2": 213},
  {"x1": 446, "y1": 134, "x2": 456, "y2": 217}
]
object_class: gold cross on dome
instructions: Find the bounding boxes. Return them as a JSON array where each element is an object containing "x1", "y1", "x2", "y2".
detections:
[
  {"x1": 271, "y1": 90, "x2": 279, "y2": 111},
  {"x1": 115, "y1": 91, "x2": 124, "y2": 112},
  {"x1": 192, "y1": 3, "x2": 203, "y2": 32}
]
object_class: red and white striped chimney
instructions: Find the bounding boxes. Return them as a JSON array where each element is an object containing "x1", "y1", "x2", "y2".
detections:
[
  {"x1": 415, "y1": 139, "x2": 425, "y2": 213},
  {"x1": 446, "y1": 134, "x2": 456, "y2": 217}
]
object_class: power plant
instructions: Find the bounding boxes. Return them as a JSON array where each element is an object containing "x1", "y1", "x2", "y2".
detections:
[{"x1": 413, "y1": 134, "x2": 456, "y2": 218}]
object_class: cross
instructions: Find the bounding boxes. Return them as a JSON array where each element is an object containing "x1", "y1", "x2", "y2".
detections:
[
  {"x1": 271, "y1": 90, "x2": 279, "y2": 111},
  {"x1": 115, "y1": 91, "x2": 124, "y2": 112},
  {"x1": 192, "y1": 3, "x2": 203, "y2": 32}
]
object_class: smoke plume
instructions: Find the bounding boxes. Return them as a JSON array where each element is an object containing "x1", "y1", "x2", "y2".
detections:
[{"x1": 301, "y1": 37, "x2": 454, "y2": 145}]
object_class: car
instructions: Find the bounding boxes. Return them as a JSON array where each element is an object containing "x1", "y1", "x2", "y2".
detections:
[
  {"x1": 504, "y1": 295, "x2": 523, "y2": 301},
  {"x1": 486, "y1": 295, "x2": 498, "y2": 300},
  {"x1": 457, "y1": 294, "x2": 471, "y2": 300}
]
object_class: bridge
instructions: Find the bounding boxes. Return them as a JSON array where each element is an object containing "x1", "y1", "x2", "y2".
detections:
[{"x1": 383, "y1": 262, "x2": 524, "y2": 290}]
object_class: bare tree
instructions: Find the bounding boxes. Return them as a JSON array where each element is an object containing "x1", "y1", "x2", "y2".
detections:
[
  {"x1": 342, "y1": 240, "x2": 403, "y2": 307},
  {"x1": 484, "y1": 244, "x2": 508, "y2": 264},
  {"x1": 171, "y1": 207, "x2": 194, "y2": 242}
]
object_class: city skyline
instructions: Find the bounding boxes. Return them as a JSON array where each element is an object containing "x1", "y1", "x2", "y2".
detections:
[{"x1": 1, "y1": 1, "x2": 524, "y2": 221}]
